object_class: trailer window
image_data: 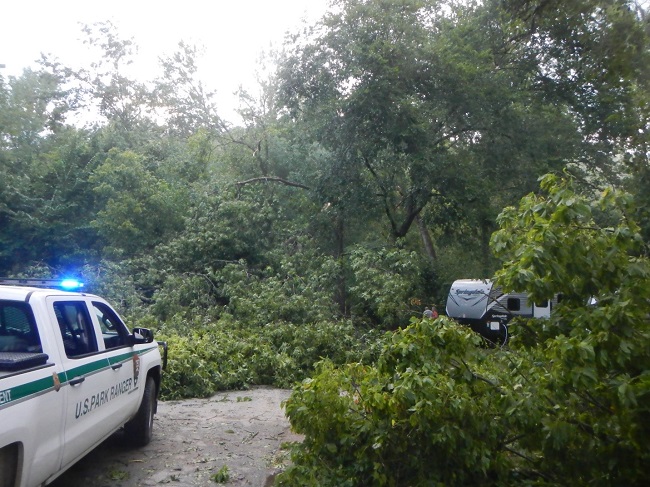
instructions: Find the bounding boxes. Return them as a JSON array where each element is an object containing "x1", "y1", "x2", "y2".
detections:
[
  {"x1": 535, "y1": 300, "x2": 549, "y2": 308},
  {"x1": 507, "y1": 298, "x2": 521, "y2": 311}
]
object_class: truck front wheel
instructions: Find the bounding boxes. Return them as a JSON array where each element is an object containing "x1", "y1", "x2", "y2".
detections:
[{"x1": 125, "y1": 376, "x2": 156, "y2": 446}]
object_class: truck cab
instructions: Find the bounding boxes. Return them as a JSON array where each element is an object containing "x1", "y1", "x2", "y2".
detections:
[{"x1": 0, "y1": 281, "x2": 164, "y2": 487}]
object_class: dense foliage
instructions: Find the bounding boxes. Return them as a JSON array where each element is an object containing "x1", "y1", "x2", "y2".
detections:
[
  {"x1": 157, "y1": 317, "x2": 386, "y2": 399},
  {"x1": 278, "y1": 175, "x2": 650, "y2": 486},
  {"x1": 1, "y1": 4, "x2": 650, "y2": 480}
]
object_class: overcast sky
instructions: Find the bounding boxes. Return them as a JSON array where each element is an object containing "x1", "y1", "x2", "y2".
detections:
[{"x1": 1, "y1": 0, "x2": 328, "y2": 120}]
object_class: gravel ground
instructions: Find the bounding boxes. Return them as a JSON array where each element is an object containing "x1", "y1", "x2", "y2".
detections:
[{"x1": 49, "y1": 387, "x2": 301, "y2": 487}]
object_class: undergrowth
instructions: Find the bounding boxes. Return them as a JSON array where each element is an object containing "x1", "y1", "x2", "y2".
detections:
[{"x1": 147, "y1": 314, "x2": 386, "y2": 400}]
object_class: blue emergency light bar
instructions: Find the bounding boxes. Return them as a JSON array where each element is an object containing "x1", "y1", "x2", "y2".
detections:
[{"x1": 59, "y1": 279, "x2": 84, "y2": 290}]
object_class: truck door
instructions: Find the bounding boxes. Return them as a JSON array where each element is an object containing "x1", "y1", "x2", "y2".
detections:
[
  {"x1": 0, "y1": 299, "x2": 65, "y2": 487},
  {"x1": 91, "y1": 300, "x2": 142, "y2": 427},
  {"x1": 48, "y1": 298, "x2": 125, "y2": 470}
]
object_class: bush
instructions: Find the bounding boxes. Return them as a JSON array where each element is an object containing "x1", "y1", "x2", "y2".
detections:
[
  {"x1": 347, "y1": 246, "x2": 429, "y2": 327},
  {"x1": 278, "y1": 318, "x2": 517, "y2": 486}
]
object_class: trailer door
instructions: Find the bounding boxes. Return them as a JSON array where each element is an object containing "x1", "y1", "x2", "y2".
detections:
[{"x1": 533, "y1": 300, "x2": 551, "y2": 318}]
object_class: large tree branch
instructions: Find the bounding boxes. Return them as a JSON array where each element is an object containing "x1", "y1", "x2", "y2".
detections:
[
  {"x1": 395, "y1": 201, "x2": 427, "y2": 238},
  {"x1": 363, "y1": 156, "x2": 400, "y2": 236},
  {"x1": 235, "y1": 176, "x2": 310, "y2": 190}
]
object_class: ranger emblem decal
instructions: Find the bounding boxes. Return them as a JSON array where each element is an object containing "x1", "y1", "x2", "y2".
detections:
[{"x1": 132, "y1": 354, "x2": 141, "y2": 387}]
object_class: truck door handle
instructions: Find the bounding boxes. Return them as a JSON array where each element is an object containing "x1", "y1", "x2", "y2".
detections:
[
  {"x1": 111, "y1": 363, "x2": 123, "y2": 370},
  {"x1": 69, "y1": 377, "x2": 85, "y2": 386}
]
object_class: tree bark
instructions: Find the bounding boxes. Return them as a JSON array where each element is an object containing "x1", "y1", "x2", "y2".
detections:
[
  {"x1": 480, "y1": 218, "x2": 492, "y2": 277},
  {"x1": 416, "y1": 213, "x2": 437, "y2": 265},
  {"x1": 334, "y1": 214, "x2": 347, "y2": 317}
]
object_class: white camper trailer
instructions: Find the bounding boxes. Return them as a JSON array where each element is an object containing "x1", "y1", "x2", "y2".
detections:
[{"x1": 445, "y1": 279, "x2": 557, "y2": 345}]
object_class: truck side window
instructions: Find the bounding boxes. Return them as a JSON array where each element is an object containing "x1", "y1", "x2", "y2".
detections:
[
  {"x1": 53, "y1": 302, "x2": 98, "y2": 357},
  {"x1": 0, "y1": 300, "x2": 42, "y2": 353},
  {"x1": 93, "y1": 302, "x2": 130, "y2": 349}
]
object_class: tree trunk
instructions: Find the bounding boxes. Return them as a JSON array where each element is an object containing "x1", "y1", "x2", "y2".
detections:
[
  {"x1": 480, "y1": 218, "x2": 492, "y2": 277},
  {"x1": 333, "y1": 214, "x2": 347, "y2": 316},
  {"x1": 416, "y1": 214, "x2": 437, "y2": 265}
]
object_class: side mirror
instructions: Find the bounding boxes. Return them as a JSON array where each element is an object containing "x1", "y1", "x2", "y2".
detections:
[{"x1": 131, "y1": 327, "x2": 154, "y2": 344}]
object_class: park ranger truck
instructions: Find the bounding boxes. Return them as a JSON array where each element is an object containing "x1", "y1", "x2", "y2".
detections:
[{"x1": 0, "y1": 279, "x2": 166, "y2": 487}]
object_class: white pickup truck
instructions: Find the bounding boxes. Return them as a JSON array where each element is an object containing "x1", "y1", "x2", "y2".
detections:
[{"x1": 0, "y1": 280, "x2": 166, "y2": 487}]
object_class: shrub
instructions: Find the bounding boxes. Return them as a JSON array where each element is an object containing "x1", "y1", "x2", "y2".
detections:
[{"x1": 278, "y1": 318, "x2": 517, "y2": 486}]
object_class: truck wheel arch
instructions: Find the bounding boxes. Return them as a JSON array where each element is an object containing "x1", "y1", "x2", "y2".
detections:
[
  {"x1": 0, "y1": 442, "x2": 21, "y2": 487},
  {"x1": 148, "y1": 366, "x2": 162, "y2": 414}
]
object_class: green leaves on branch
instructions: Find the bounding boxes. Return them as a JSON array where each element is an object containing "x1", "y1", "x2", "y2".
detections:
[
  {"x1": 157, "y1": 317, "x2": 385, "y2": 400},
  {"x1": 280, "y1": 319, "x2": 517, "y2": 486},
  {"x1": 347, "y1": 246, "x2": 428, "y2": 327},
  {"x1": 491, "y1": 173, "x2": 643, "y2": 305},
  {"x1": 90, "y1": 148, "x2": 187, "y2": 257},
  {"x1": 280, "y1": 175, "x2": 650, "y2": 486}
]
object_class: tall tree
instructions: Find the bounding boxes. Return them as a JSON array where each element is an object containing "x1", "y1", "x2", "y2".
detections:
[
  {"x1": 497, "y1": 0, "x2": 650, "y2": 245},
  {"x1": 498, "y1": 0, "x2": 650, "y2": 181},
  {"x1": 0, "y1": 70, "x2": 94, "y2": 273},
  {"x1": 276, "y1": 0, "x2": 577, "y2": 269},
  {"x1": 90, "y1": 148, "x2": 187, "y2": 258},
  {"x1": 153, "y1": 42, "x2": 225, "y2": 138}
]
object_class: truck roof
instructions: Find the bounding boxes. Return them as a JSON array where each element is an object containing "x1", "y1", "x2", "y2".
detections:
[{"x1": 0, "y1": 285, "x2": 96, "y2": 303}]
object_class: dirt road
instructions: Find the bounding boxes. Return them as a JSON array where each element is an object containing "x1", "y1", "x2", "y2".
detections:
[{"x1": 50, "y1": 387, "x2": 301, "y2": 487}]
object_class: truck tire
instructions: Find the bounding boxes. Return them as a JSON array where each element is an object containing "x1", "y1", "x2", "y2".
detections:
[
  {"x1": 0, "y1": 444, "x2": 18, "y2": 487},
  {"x1": 125, "y1": 376, "x2": 156, "y2": 446}
]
